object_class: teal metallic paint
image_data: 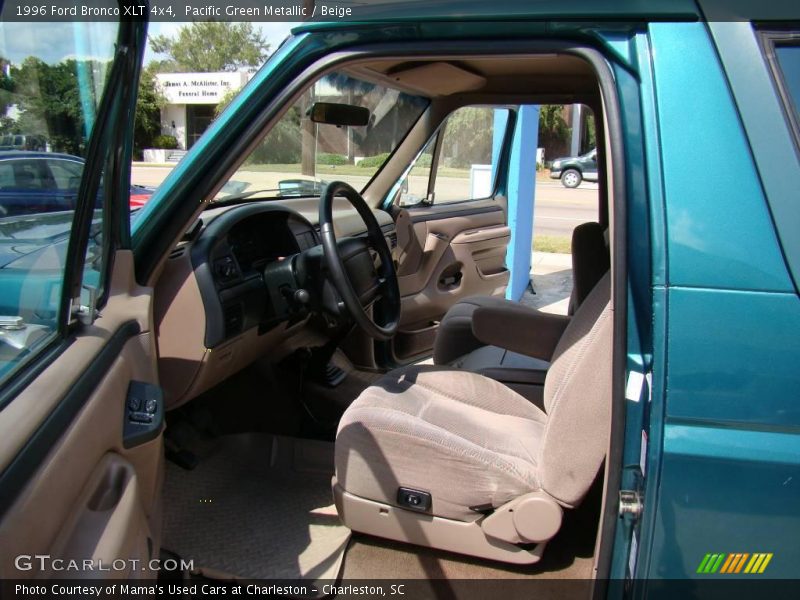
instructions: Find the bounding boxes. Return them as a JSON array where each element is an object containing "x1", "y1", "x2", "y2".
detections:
[
  {"x1": 615, "y1": 31, "x2": 670, "y2": 590},
  {"x1": 641, "y1": 23, "x2": 800, "y2": 582},
  {"x1": 706, "y1": 21, "x2": 800, "y2": 292},
  {"x1": 291, "y1": 0, "x2": 700, "y2": 27},
  {"x1": 605, "y1": 29, "x2": 663, "y2": 586},
  {"x1": 666, "y1": 287, "x2": 800, "y2": 429},
  {"x1": 665, "y1": 424, "x2": 800, "y2": 465},
  {"x1": 649, "y1": 23, "x2": 793, "y2": 293},
  {"x1": 652, "y1": 424, "x2": 800, "y2": 579}
]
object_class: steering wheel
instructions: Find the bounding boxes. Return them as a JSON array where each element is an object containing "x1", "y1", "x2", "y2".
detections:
[{"x1": 319, "y1": 181, "x2": 400, "y2": 340}]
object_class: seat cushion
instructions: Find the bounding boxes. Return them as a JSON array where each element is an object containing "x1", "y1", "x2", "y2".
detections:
[{"x1": 335, "y1": 365, "x2": 547, "y2": 522}]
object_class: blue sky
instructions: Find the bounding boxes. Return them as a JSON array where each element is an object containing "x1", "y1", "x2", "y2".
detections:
[{"x1": 0, "y1": 21, "x2": 298, "y2": 67}]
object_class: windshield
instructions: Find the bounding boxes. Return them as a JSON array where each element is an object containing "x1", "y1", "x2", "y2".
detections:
[{"x1": 214, "y1": 72, "x2": 429, "y2": 203}]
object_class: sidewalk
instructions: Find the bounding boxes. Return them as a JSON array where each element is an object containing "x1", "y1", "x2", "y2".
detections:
[{"x1": 520, "y1": 251, "x2": 572, "y2": 314}]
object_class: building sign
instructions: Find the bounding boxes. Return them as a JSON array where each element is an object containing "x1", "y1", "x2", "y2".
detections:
[{"x1": 155, "y1": 72, "x2": 251, "y2": 105}]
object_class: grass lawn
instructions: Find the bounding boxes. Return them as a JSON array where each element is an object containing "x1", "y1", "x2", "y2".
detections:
[{"x1": 534, "y1": 235, "x2": 571, "y2": 254}]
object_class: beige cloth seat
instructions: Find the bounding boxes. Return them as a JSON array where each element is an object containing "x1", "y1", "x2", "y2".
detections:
[{"x1": 334, "y1": 272, "x2": 612, "y2": 563}]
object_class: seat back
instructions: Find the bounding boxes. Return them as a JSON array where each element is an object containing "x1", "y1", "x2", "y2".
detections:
[
  {"x1": 539, "y1": 271, "x2": 612, "y2": 507},
  {"x1": 568, "y1": 221, "x2": 610, "y2": 315}
]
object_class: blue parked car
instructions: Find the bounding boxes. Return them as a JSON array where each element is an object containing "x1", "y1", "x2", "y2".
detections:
[
  {"x1": 0, "y1": 1, "x2": 798, "y2": 596},
  {"x1": 0, "y1": 151, "x2": 154, "y2": 216}
]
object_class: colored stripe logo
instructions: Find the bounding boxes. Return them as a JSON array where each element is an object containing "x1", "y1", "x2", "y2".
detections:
[{"x1": 697, "y1": 552, "x2": 773, "y2": 574}]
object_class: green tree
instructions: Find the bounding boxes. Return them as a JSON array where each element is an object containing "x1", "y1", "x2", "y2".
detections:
[
  {"x1": 538, "y1": 105, "x2": 569, "y2": 148},
  {"x1": 8, "y1": 57, "x2": 108, "y2": 155},
  {"x1": 150, "y1": 22, "x2": 270, "y2": 73},
  {"x1": 215, "y1": 85, "x2": 242, "y2": 116},
  {"x1": 134, "y1": 64, "x2": 165, "y2": 158},
  {"x1": 441, "y1": 107, "x2": 495, "y2": 168},
  {"x1": 245, "y1": 106, "x2": 301, "y2": 165}
]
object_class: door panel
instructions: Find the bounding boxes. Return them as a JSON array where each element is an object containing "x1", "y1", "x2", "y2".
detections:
[
  {"x1": 391, "y1": 199, "x2": 510, "y2": 361},
  {"x1": 0, "y1": 252, "x2": 164, "y2": 579}
]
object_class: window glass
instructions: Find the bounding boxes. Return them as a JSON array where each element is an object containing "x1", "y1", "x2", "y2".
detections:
[
  {"x1": 775, "y1": 44, "x2": 800, "y2": 120},
  {"x1": 397, "y1": 136, "x2": 435, "y2": 207},
  {"x1": 214, "y1": 73, "x2": 428, "y2": 203},
  {"x1": 432, "y1": 107, "x2": 509, "y2": 204},
  {"x1": 0, "y1": 18, "x2": 119, "y2": 383},
  {"x1": 46, "y1": 159, "x2": 83, "y2": 191}
]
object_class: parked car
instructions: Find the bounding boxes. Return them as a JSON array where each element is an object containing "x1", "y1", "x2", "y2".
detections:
[
  {"x1": 1, "y1": 2, "x2": 799, "y2": 596},
  {"x1": 549, "y1": 148, "x2": 598, "y2": 188},
  {"x1": 0, "y1": 134, "x2": 47, "y2": 152},
  {"x1": 0, "y1": 151, "x2": 154, "y2": 216}
]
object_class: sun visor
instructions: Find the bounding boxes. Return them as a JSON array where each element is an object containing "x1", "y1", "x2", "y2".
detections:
[{"x1": 388, "y1": 62, "x2": 486, "y2": 96}]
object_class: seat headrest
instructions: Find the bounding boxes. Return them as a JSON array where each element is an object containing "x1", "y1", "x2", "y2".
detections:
[{"x1": 569, "y1": 222, "x2": 610, "y2": 314}]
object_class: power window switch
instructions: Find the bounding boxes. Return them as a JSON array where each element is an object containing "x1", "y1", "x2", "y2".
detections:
[{"x1": 130, "y1": 412, "x2": 153, "y2": 424}]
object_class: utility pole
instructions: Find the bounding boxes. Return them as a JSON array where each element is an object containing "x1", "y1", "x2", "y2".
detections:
[
  {"x1": 570, "y1": 103, "x2": 583, "y2": 156},
  {"x1": 300, "y1": 88, "x2": 315, "y2": 177}
]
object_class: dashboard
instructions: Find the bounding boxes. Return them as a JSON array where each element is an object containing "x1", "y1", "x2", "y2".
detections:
[
  {"x1": 155, "y1": 199, "x2": 396, "y2": 410},
  {"x1": 189, "y1": 204, "x2": 319, "y2": 348},
  {"x1": 227, "y1": 212, "x2": 317, "y2": 274}
]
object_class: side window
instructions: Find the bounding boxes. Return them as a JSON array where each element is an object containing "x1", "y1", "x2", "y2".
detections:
[
  {"x1": 398, "y1": 135, "x2": 436, "y2": 207},
  {"x1": 433, "y1": 106, "x2": 509, "y2": 204},
  {"x1": 12, "y1": 159, "x2": 50, "y2": 190},
  {"x1": 775, "y1": 45, "x2": 800, "y2": 112},
  {"x1": 0, "y1": 18, "x2": 119, "y2": 386},
  {"x1": 761, "y1": 31, "x2": 800, "y2": 148},
  {"x1": 0, "y1": 163, "x2": 13, "y2": 188},
  {"x1": 46, "y1": 159, "x2": 83, "y2": 191}
]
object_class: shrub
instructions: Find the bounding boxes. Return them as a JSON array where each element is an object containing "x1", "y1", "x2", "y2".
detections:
[
  {"x1": 317, "y1": 153, "x2": 348, "y2": 166},
  {"x1": 413, "y1": 153, "x2": 432, "y2": 168},
  {"x1": 357, "y1": 152, "x2": 391, "y2": 168},
  {"x1": 152, "y1": 134, "x2": 179, "y2": 150}
]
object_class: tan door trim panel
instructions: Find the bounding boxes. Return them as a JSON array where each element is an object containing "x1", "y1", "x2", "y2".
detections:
[{"x1": 0, "y1": 320, "x2": 141, "y2": 517}]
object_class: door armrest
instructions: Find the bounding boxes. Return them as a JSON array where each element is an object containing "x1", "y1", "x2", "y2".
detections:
[{"x1": 471, "y1": 305, "x2": 570, "y2": 361}]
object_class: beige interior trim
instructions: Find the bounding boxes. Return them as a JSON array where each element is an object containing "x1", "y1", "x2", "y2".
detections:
[
  {"x1": 451, "y1": 224, "x2": 510, "y2": 244},
  {"x1": 0, "y1": 250, "x2": 163, "y2": 579},
  {"x1": 481, "y1": 491, "x2": 563, "y2": 545},
  {"x1": 333, "y1": 482, "x2": 546, "y2": 565},
  {"x1": 398, "y1": 206, "x2": 509, "y2": 330},
  {"x1": 387, "y1": 62, "x2": 486, "y2": 96},
  {"x1": 0, "y1": 251, "x2": 153, "y2": 474}
]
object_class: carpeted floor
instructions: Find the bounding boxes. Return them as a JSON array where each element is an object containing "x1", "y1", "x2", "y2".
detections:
[{"x1": 162, "y1": 434, "x2": 350, "y2": 583}]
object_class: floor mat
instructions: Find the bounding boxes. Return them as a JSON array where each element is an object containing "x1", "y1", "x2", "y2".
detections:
[{"x1": 162, "y1": 434, "x2": 350, "y2": 584}]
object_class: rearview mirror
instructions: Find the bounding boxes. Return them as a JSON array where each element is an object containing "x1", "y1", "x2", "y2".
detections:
[{"x1": 308, "y1": 102, "x2": 370, "y2": 127}]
